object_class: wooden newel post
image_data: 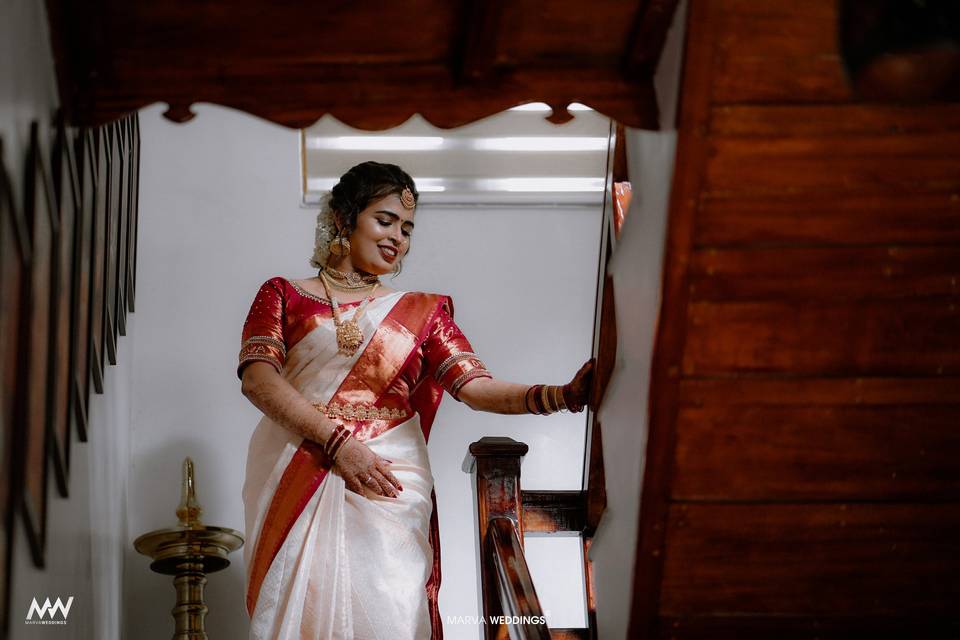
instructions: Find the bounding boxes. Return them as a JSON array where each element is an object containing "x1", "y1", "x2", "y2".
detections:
[{"x1": 467, "y1": 436, "x2": 529, "y2": 639}]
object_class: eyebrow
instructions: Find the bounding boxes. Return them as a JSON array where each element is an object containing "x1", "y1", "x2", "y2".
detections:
[{"x1": 376, "y1": 210, "x2": 415, "y2": 229}]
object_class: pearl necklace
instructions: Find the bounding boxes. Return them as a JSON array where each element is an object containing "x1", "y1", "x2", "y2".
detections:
[{"x1": 320, "y1": 272, "x2": 380, "y2": 356}]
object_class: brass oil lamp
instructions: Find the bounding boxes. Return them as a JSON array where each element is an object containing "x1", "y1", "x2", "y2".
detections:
[{"x1": 134, "y1": 458, "x2": 244, "y2": 639}]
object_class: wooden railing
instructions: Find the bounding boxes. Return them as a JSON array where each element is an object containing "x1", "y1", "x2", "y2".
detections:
[
  {"x1": 488, "y1": 517, "x2": 551, "y2": 640},
  {"x1": 0, "y1": 112, "x2": 140, "y2": 577},
  {"x1": 467, "y1": 437, "x2": 595, "y2": 640}
]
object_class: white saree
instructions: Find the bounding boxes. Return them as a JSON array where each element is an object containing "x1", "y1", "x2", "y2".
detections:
[{"x1": 242, "y1": 292, "x2": 436, "y2": 640}]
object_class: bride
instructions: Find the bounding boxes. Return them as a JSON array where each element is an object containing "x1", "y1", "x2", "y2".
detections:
[{"x1": 239, "y1": 161, "x2": 593, "y2": 639}]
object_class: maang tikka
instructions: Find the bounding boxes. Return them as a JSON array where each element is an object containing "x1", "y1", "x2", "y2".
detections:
[{"x1": 400, "y1": 187, "x2": 416, "y2": 210}]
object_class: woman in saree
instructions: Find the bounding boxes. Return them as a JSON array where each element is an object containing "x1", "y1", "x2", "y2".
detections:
[{"x1": 239, "y1": 161, "x2": 593, "y2": 639}]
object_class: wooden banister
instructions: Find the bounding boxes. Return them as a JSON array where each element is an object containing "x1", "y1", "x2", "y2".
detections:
[
  {"x1": 467, "y1": 437, "x2": 596, "y2": 639},
  {"x1": 467, "y1": 436, "x2": 550, "y2": 639},
  {"x1": 488, "y1": 517, "x2": 551, "y2": 640}
]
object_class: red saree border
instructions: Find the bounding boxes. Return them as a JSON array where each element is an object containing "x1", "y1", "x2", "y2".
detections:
[
  {"x1": 245, "y1": 292, "x2": 448, "y2": 620},
  {"x1": 244, "y1": 440, "x2": 331, "y2": 616}
]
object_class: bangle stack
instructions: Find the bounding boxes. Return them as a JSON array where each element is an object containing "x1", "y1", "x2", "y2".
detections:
[
  {"x1": 324, "y1": 423, "x2": 354, "y2": 462},
  {"x1": 524, "y1": 384, "x2": 570, "y2": 415}
]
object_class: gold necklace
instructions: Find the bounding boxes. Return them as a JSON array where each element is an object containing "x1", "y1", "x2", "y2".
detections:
[
  {"x1": 321, "y1": 265, "x2": 380, "y2": 290},
  {"x1": 320, "y1": 275, "x2": 380, "y2": 356},
  {"x1": 319, "y1": 270, "x2": 378, "y2": 295}
]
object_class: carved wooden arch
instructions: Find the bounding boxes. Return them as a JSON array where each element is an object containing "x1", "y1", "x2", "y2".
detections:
[{"x1": 44, "y1": 0, "x2": 680, "y2": 130}]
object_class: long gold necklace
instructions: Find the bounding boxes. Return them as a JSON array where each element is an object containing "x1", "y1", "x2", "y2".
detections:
[
  {"x1": 320, "y1": 274, "x2": 380, "y2": 356},
  {"x1": 321, "y1": 265, "x2": 380, "y2": 290}
]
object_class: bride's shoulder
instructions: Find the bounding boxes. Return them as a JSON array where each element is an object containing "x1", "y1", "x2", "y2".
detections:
[
  {"x1": 403, "y1": 291, "x2": 456, "y2": 312},
  {"x1": 252, "y1": 275, "x2": 290, "y2": 291},
  {"x1": 399, "y1": 289, "x2": 449, "y2": 299}
]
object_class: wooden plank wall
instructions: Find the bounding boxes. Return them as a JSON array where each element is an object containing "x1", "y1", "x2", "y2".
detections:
[{"x1": 634, "y1": 1, "x2": 960, "y2": 637}]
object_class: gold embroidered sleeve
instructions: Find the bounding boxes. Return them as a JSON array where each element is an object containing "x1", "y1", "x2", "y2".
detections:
[
  {"x1": 238, "y1": 278, "x2": 287, "y2": 378},
  {"x1": 422, "y1": 299, "x2": 492, "y2": 401}
]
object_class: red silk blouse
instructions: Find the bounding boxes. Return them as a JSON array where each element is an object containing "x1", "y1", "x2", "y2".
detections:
[{"x1": 238, "y1": 277, "x2": 491, "y2": 403}]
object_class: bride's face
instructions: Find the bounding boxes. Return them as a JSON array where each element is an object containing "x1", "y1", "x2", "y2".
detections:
[{"x1": 344, "y1": 193, "x2": 415, "y2": 276}]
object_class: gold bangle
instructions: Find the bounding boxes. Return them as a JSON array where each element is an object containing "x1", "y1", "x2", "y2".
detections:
[
  {"x1": 540, "y1": 384, "x2": 555, "y2": 414},
  {"x1": 556, "y1": 385, "x2": 568, "y2": 412},
  {"x1": 553, "y1": 385, "x2": 566, "y2": 411}
]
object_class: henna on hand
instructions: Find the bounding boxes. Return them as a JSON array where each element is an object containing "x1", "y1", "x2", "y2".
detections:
[{"x1": 333, "y1": 438, "x2": 403, "y2": 498}]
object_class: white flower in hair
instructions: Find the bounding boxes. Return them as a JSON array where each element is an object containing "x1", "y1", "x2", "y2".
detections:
[{"x1": 310, "y1": 206, "x2": 337, "y2": 269}]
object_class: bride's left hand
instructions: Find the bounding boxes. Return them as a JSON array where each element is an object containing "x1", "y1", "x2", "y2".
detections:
[{"x1": 562, "y1": 358, "x2": 595, "y2": 413}]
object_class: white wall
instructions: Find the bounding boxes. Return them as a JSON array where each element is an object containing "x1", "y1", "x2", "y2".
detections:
[
  {"x1": 590, "y1": 130, "x2": 676, "y2": 640},
  {"x1": 126, "y1": 102, "x2": 602, "y2": 638},
  {"x1": 2, "y1": 1, "x2": 130, "y2": 638},
  {"x1": 8, "y1": 341, "x2": 133, "y2": 640},
  {"x1": 589, "y1": 2, "x2": 687, "y2": 638}
]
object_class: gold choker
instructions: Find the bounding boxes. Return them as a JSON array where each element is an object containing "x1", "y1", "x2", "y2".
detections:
[{"x1": 321, "y1": 266, "x2": 380, "y2": 290}]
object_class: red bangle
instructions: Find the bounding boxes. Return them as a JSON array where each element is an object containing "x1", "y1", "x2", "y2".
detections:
[
  {"x1": 534, "y1": 385, "x2": 549, "y2": 414},
  {"x1": 325, "y1": 424, "x2": 352, "y2": 461},
  {"x1": 527, "y1": 384, "x2": 546, "y2": 414}
]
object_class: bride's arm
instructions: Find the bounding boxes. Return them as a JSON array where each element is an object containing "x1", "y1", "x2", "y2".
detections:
[
  {"x1": 241, "y1": 362, "x2": 338, "y2": 443},
  {"x1": 455, "y1": 377, "x2": 533, "y2": 414},
  {"x1": 456, "y1": 359, "x2": 594, "y2": 415},
  {"x1": 241, "y1": 363, "x2": 402, "y2": 498}
]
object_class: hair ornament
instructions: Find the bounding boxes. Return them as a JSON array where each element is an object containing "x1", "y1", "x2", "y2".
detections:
[
  {"x1": 310, "y1": 207, "x2": 338, "y2": 269},
  {"x1": 400, "y1": 187, "x2": 416, "y2": 210}
]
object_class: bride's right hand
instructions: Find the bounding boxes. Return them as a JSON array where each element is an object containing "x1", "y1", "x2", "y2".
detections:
[{"x1": 333, "y1": 437, "x2": 403, "y2": 498}]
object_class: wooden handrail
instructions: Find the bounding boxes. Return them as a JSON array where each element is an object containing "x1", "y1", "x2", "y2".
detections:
[
  {"x1": 467, "y1": 436, "x2": 596, "y2": 639},
  {"x1": 468, "y1": 436, "x2": 550, "y2": 639},
  {"x1": 488, "y1": 517, "x2": 551, "y2": 640}
]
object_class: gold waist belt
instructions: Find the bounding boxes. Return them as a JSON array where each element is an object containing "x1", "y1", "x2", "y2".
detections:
[{"x1": 311, "y1": 401, "x2": 410, "y2": 421}]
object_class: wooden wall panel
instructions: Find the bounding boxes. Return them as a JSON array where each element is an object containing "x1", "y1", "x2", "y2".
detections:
[
  {"x1": 88, "y1": 128, "x2": 108, "y2": 393},
  {"x1": 125, "y1": 115, "x2": 140, "y2": 313},
  {"x1": 20, "y1": 125, "x2": 54, "y2": 565},
  {"x1": 635, "y1": 0, "x2": 960, "y2": 635},
  {"x1": 689, "y1": 247, "x2": 960, "y2": 301},
  {"x1": 0, "y1": 115, "x2": 139, "y2": 580},
  {"x1": 678, "y1": 377, "x2": 960, "y2": 407},
  {"x1": 114, "y1": 123, "x2": 129, "y2": 337},
  {"x1": 0, "y1": 141, "x2": 28, "y2": 640},
  {"x1": 683, "y1": 300, "x2": 960, "y2": 376},
  {"x1": 673, "y1": 405, "x2": 960, "y2": 500},
  {"x1": 103, "y1": 125, "x2": 120, "y2": 366},
  {"x1": 710, "y1": 0, "x2": 850, "y2": 103},
  {"x1": 661, "y1": 503, "x2": 960, "y2": 615},
  {"x1": 705, "y1": 133, "x2": 960, "y2": 196},
  {"x1": 72, "y1": 130, "x2": 95, "y2": 441},
  {"x1": 696, "y1": 192, "x2": 960, "y2": 248},
  {"x1": 658, "y1": 615, "x2": 960, "y2": 640},
  {"x1": 710, "y1": 104, "x2": 960, "y2": 138},
  {"x1": 49, "y1": 124, "x2": 78, "y2": 498}
]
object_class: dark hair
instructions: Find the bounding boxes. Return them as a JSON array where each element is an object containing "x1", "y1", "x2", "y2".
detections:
[{"x1": 328, "y1": 161, "x2": 419, "y2": 231}]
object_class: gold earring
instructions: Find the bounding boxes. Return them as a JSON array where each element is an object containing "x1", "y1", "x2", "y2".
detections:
[{"x1": 329, "y1": 230, "x2": 351, "y2": 256}]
